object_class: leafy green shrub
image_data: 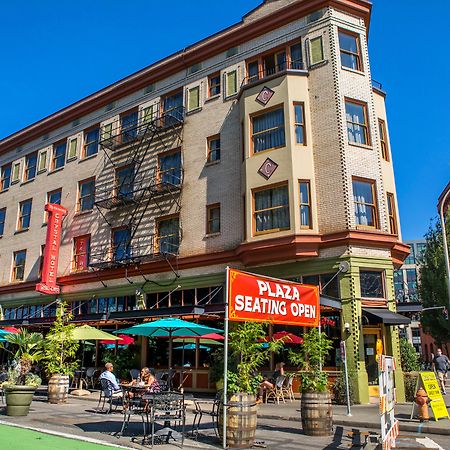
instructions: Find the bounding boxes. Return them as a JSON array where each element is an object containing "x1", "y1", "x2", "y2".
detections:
[
  {"x1": 332, "y1": 372, "x2": 355, "y2": 405},
  {"x1": 403, "y1": 372, "x2": 419, "y2": 402},
  {"x1": 399, "y1": 338, "x2": 420, "y2": 372},
  {"x1": 102, "y1": 345, "x2": 140, "y2": 380}
]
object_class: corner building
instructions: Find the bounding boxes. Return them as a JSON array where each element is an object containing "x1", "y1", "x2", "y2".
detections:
[{"x1": 0, "y1": 0, "x2": 409, "y2": 402}]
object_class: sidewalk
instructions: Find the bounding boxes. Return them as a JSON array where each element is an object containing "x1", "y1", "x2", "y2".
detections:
[{"x1": 258, "y1": 393, "x2": 450, "y2": 436}]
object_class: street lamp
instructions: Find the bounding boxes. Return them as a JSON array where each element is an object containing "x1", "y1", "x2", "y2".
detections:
[{"x1": 437, "y1": 182, "x2": 450, "y2": 319}]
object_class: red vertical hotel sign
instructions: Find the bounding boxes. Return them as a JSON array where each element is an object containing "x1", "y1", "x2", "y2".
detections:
[
  {"x1": 227, "y1": 268, "x2": 320, "y2": 327},
  {"x1": 36, "y1": 203, "x2": 68, "y2": 295}
]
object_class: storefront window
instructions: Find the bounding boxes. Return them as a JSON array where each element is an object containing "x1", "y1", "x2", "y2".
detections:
[{"x1": 360, "y1": 270, "x2": 384, "y2": 298}]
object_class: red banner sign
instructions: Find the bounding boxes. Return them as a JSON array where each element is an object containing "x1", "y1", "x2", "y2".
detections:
[
  {"x1": 227, "y1": 268, "x2": 320, "y2": 327},
  {"x1": 36, "y1": 203, "x2": 68, "y2": 295}
]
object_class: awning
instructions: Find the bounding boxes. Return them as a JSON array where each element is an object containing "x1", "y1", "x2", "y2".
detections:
[
  {"x1": 320, "y1": 295, "x2": 342, "y2": 310},
  {"x1": 362, "y1": 307, "x2": 411, "y2": 325}
]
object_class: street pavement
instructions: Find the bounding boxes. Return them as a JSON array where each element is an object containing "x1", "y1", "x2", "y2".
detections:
[{"x1": 0, "y1": 389, "x2": 449, "y2": 449}]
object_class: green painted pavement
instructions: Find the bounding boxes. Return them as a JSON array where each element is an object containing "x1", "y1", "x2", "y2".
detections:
[{"x1": 0, "y1": 424, "x2": 113, "y2": 449}]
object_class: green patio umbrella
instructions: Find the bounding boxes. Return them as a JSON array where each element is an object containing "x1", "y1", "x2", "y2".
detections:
[
  {"x1": 174, "y1": 343, "x2": 211, "y2": 351},
  {"x1": 118, "y1": 318, "x2": 223, "y2": 387},
  {"x1": 172, "y1": 337, "x2": 223, "y2": 346}
]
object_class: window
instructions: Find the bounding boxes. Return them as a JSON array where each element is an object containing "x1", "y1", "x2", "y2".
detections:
[
  {"x1": 339, "y1": 30, "x2": 362, "y2": 71},
  {"x1": 310, "y1": 36, "x2": 324, "y2": 65},
  {"x1": 115, "y1": 165, "x2": 134, "y2": 199},
  {"x1": 207, "y1": 135, "x2": 221, "y2": 162},
  {"x1": 226, "y1": 70, "x2": 237, "y2": 97},
  {"x1": 294, "y1": 102, "x2": 306, "y2": 144},
  {"x1": 11, "y1": 161, "x2": 21, "y2": 183},
  {"x1": 47, "y1": 189, "x2": 62, "y2": 205},
  {"x1": 83, "y1": 127, "x2": 100, "y2": 158},
  {"x1": 394, "y1": 270, "x2": 404, "y2": 300},
  {"x1": 18, "y1": 199, "x2": 32, "y2": 231},
  {"x1": 78, "y1": 178, "x2": 95, "y2": 212},
  {"x1": 345, "y1": 100, "x2": 370, "y2": 145},
  {"x1": 387, "y1": 193, "x2": 398, "y2": 235},
  {"x1": 299, "y1": 181, "x2": 312, "y2": 228},
  {"x1": 247, "y1": 60, "x2": 259, "y2": 82},
  {"x1": 67, "y1": 137, "x2": 78, "y2": 160},
  {"x1": 406, "y1": 268, "x2": 418, "y2": 300},
  {"x1": 405, "y1": 245, "x2": 415, "y2": 265},
  {"x1": 360, "y1": 270, "x2": 384, "y2": 298},
  {"x1": 157, "y1": 216, "x2": 180, "y2": 255},
  {"x1": 208, "y1": 73, "x2": 221, "y2": 97},
  {"x1": 263, "y1": 49, "x2": 286, "y2": 76},
  {"x1": 24, "y1": 153, "x2": 38, "y2": 181},
  {"x1": 12, "y1": 250, "x2": 27, "y2": 281},
  {"x1": 73, "y1": 235, "x2": 90, "y2": 272},
  {"x1": 290, "y1": 42, "x2": 303, "y2": 69},
  {"x1": 158, "y1": 151, "x2": 182, "y2": 186},
  {"x1": 52, "y1": 141, "x2": 66, "y2": 170},
  {"x1": 378, "y1": 119, "x2": 389, "y2": 161},
  {"x1": 37, "y1": 150, "x2": 48, "y2": 172},
  {"x1": 251, "y1": 107, "x2": 285, "y2": 153},
  {"x1": 1, "y1": 164, "x2": 11, "y2": 191},
  {"x1": 163, "y1": 90, "x2": 184, "y2": 125},
  {"x1": 188, "y1": 86, "x2": 200, "y2": 111},
  {"x1": 120, "y1": 110, "x2": 138, "y2": 143},
  {"x1": 38, "y1": 244, "x2": 45, "y2": 278},
  {"x1": 142, "y1": 105, "x2": 156, "y2": 124},
  {"x1": 207, "y1": 204, "x2": 221, "y2": 234},
  {"x1": 0, "y1": 208, "x2": 6, "y2": 236},
  {"x1": 352, "y1": 178, "x2": 378, "y2": 228},
  {"x1": 112, "y1": 228, "x2": 131, "y2": 262},
  {"x1": 254, "y1": 184, "x2": 290, "y2": 233}
]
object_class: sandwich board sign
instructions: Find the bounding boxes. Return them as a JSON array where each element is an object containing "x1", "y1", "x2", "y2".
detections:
[{"x1": 379, "y1": 355, "x2": 399, "y2": 450}]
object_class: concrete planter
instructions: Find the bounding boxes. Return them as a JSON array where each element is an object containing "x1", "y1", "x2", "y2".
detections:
[{"x1": 4, "y1": 385, "x2": 37, "y2": 416}]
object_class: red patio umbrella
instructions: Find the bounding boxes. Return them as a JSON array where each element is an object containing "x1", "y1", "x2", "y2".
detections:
[
  {"x1": 99, "y1": 334, "x2": 135, "y2": 345},
  {"x1": 270, "y1": 331, "x2": 303, "y2": 344},
  {"x1": 1, "y1": 326, "x2": 19, "y2": 333}
]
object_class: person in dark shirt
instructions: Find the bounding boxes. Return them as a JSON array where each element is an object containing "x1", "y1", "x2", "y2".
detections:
[{"x1": 433, "y1": 348, "x2": 449, "y2": 395}]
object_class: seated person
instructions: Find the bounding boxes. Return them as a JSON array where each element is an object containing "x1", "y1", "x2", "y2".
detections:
[
  {"x1": 144, "y1": 367, "x2": 161, "y2": 393},
  {"x1": 99, "y1": 362, "x2": 123, "y2": 396},
  {"x1": 257, "y1": 362, "x2": 285, "y2": 403}
]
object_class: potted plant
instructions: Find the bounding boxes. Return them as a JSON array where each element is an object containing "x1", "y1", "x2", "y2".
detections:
[
  {"x1": 289, "y1": 328, "x2": 333, "y2": 436},
  {"x1": 219, "y1": 322, "x2": 283, "y2": 448},
  {"x1": 0, "y1": 329, "x2": 44, "y2": 416},
  {"x1": 42, "y1": 301, "x2": 79, "y2": 404}
]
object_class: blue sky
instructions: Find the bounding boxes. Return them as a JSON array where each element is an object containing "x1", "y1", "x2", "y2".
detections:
[{"x1": 0, "y1": 0, "x2": 448, "y2": 240}]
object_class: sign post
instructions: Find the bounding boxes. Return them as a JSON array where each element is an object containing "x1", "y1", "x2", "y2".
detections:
[
  {"x1": 222, "y1": 268, "x2": 320, "y2": 448},
  {"x1": 340, "y1": 340, "x2": 352, "y2": 416},
  {"x1": 36, "y1": 203, "x2": 68, "y2": 295},
  {"x1": 413, "y1": 372, "x2": 450, "y2": 421}
]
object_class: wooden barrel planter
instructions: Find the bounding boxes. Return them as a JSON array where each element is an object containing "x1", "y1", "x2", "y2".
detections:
[
  {"x1": 48, "y1": 374, "x2": 70, "y2": 404},
  {"x1": 301, "y1": 391, "x2": 333, "y2": 436},
  {"x1": 218, "y1": 393, "x2": 258, "y2": 448}
]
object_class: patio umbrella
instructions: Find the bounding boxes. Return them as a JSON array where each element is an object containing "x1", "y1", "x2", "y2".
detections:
[
  {"x1": 174, "y1": 344, "x2": 211, "y2": 351},
  {"x1": 1, "y1": 327, "x2": 19, "y2": 333},
  {"x1": 268, "y1": 331, "x2": 304, "y2": 344},
  {"x1": 118, "y1": 318, "x2": 223, "y2": 387},
  {"x1": 172, "y1": 337, "x2": 223, "y2": 346},
  {"x1": 99, "y1": 334, "x2": 135, "y2": 346},
  {"x1": 0, "y1": 330, "x2": 11, "y2": 336}
]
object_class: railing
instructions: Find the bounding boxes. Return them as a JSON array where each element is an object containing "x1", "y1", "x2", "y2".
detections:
[
  {"x1": 99, "y1": 104, "x2": 185, "y2": 150},
  {"x1": 241, "y1": 60, "x2": 306, "y2": 88},
  {"x1": 88, "y1": 234, "x2": 180, "y2": 269}
]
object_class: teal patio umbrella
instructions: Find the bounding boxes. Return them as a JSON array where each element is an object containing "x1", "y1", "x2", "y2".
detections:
[
  {"x1": 118, "y1": 318, "x2": 223, "y2": 383},
  {"x1": 174, "y1": 343, "x2": 211, "y2": 351}
]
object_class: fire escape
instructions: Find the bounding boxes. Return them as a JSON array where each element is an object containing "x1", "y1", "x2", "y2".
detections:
[{"x1": 88, "y1": 102, "x2": 184, "y2": 274}]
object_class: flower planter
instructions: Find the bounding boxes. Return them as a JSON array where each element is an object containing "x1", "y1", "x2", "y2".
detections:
[
  {"x1": 301, "y1": 391, "x2": 333, "y2": 436},
  {"x1": 48, "y1": 374, "x2": 70, "y2": 404},
  {"x1": 219, "y1": 393, "x2": 258, "y2": 448},
  {"x1": 4, "y1": 385, "x2": 37, "y2": 416}
]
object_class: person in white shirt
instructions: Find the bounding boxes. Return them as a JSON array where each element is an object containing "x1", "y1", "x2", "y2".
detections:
[{"x1": 99, "y1": 362, "x2": 122, "y2": 396}]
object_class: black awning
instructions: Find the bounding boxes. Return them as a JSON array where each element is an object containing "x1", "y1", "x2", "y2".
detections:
[
  {"x1": 362, "y1": 307, "x2": 411, "y2": 325},
  {"x1": 396, "y1": 302, "x2": 423, "y2": 313},
  {"x1": 320, "y1": 295, "x2": 342, "y2": 310}
]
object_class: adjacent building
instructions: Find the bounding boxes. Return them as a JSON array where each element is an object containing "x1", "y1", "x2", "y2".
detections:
[{"x1": 0, "y1": 0, "x2": 409, "y2": 402}]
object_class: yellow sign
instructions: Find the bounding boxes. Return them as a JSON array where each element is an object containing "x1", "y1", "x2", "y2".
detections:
[{"x1": 420, "y1": 372, "x2": 450, "y2": 421}]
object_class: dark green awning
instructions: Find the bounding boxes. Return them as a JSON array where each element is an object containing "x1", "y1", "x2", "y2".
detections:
[{"x1": 362, "y1": 308, "x2": 411, "y2": 325}]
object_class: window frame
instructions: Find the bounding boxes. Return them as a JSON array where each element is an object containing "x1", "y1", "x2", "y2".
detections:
[
  {"x1": 293, "y1": 102, "x2": 306, "y2": 145},
  {"x1": 51, "y1": 141, "x2": 67, "y2": 171},
  {"x1": 386, "y1": 192, "x2": 398, "y2": 235},
  {"x1": 299, "y1": 180, "x2": 312, "y2": 229},
  {"x1": 359, "y1": 269, "x2": 385, "y2": 300},
  {"x1": 0, "y1": 207, "x2": 6, "y2": 236},
  {"x1": 352, "y1": 177, "x2": 379, "y2": 229},
  {"x1": 225, "y1": 70, "x2": 238, "y2": 97},
  {"x1": 208, "y1": 72, "x2": 221, "y2": 97},
  {"x1": 12, "y1": 249, "x2": 27, "y2": 282},
  {"x1": 37, "y1": 149, "x2": 48, "y2": 173},
  {"x1": 1, "y1": 163, "x2": 11, "y2": 191},
  {"x1": 67, "y1": 137, "x2": 78, "y2": 161},
  {"x1": 17, "y1": 198, "x2": 32, "y2": 232},
  {"x1": 250, "y1": 104, "x2": 286, "y2": 154},
  {"x1": 119, "y1": 109, "x2": 139, "y2": 144},
  {"x1": 207, "y1": 135, "x2": 221, "y2": 163},
  {"x1": 378, "y1": 118, "x2": 389, "y2": 161},
  {"x1": 82, "y1": 126, "x2": 100, "y2": 158},
  {"x1": 11, "y1": 161, "x2": 21, "y2": 183},
  {"x1": 345, "y1": 98, "x2": 371, "y2": 146},
  {"x1": 112, "y1": 226, "x2": 131, "y2": 262},
  {"x1": 77, "y1": 177, "x2": 96, "y2": 212},
  {"x1": 187, "y1": 86, "x2": 201, "y2": 112},
  {"x1": 24, "y1": 153, "x2": 38, "y2": 182},
  {"x1": 309, "y1": 36, "x2": 324, "y2": 65},
  {"x1": 206, "y1": 203, "x2": 221, "y2": 235},
  {"x1": 157, "y1": 148, "x2": 182, "y2": 186},
  {"x1": 156, "y1": 214, "x2": 180, "y2": 255},
  {"x1": 338, "y1": 29, "x2": 363, "y2": 72},
  {"x1": 252, "y1": 181, "x2": 290, "y2": 236}
]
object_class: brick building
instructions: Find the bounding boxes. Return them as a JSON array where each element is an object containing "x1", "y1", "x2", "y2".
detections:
[{"x1": 0, "y1": 0, "x2": 409, "y2": 402}]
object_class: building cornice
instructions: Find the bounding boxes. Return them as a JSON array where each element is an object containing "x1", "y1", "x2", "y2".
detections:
[
  {"x1": 0, "y1": 0, "x2": 371, "y2": 156},
  {"x1": 0, "y1": 229, "x2": 408, "y2": 296}
]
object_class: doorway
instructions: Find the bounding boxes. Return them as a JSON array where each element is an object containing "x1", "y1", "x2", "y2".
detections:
[{"x1": 363, "y1": 327, "x2": 382, "y2": 386}]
